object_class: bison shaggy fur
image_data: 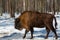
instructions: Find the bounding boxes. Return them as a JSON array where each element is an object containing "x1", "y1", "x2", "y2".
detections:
[{"x1": 15, "y1": 11, "x2": 58, "y2": 39}]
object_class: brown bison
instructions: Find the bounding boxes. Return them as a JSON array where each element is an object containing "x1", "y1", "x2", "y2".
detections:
[{"x1": 15, "y1": 11, "x2": 58, "y2": 39}]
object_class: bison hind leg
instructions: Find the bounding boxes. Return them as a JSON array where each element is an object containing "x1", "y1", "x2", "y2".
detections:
[
  {"x1": 46, "y1": 24, "x2": 58, "y2": 39},
  {"x1": 51, "y1": 26, "x2": 58, "y2": 39},
  {"x1": 45, "y1": 27, "x2": 50, "y2": 39}
]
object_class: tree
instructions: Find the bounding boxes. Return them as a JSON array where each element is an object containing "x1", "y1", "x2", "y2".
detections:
[
  {"x1": 53, "y1": 0, "x2": 55, "y2": 15},
  {"x1": 10, "y1": 0, "x2": 15, "y2": 17},
  {"x1": 2, "y1": 0, "x2": 5, "y2": 13},
  {"x1": 0, "y1": 0, "x2": 2, "y2": 16}
]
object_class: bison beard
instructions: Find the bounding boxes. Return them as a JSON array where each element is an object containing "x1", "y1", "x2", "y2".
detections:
[{"x1": 15, "y1": 11, "x2": 58, "y2": 39}]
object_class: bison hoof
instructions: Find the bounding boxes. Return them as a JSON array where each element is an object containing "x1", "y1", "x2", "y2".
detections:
[
  {"x1": 23, "y1": 36, "x2": 25, "y2": 39},
  {"x1": 45, "y1": 37, "x2": 48, "y2": 39},
  {"x1": 56, "y1": 28, "x2": 57, "y2": 29},
  {"x1": 55, "y1": 36, "x2": 58, "y2": 39},
  {"x1": 30, "y1": 37, "x2": 33, "y2": 39},
  {"x1": 56, "y1": 37, "x2": 58, "y2": 39},
  {"x1": 54, "y1": 35, "x2": 58, "y2": 39}
]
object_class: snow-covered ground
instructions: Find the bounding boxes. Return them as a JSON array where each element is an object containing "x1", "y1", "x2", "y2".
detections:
[{"x1": 0, "y1": 13, "x2": 60, "y2": 40}]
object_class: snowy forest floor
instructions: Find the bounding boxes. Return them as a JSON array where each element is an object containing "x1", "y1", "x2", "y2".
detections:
[{"x1": 0, "y1": 13, "x2": 60, "y2": 40}]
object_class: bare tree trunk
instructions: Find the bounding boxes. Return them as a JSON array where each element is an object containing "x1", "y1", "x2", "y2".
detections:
[
  {"x1": 41, "y1": 0, "x2": 44, "y2": 13},
  {"x1": 19, "y1": 0, "x2": 23, "y2": 13},
  {"x1": 46, "y1": 0, "x2": 47, "y2": 12},
  {"x1": 0, "y1": 0, "x2": 2, "y2": 16},
  {"x1": 57, "y1": 0, "x2": 60, "y2": 14},
  {"x1": 2, "y1": 0, "x2": 5, "y2": 13},
  {"x1": 6, "y1": 0, "x2": 9, "y2": 13},
  {"x1": 25, "y1": 0, "x2": 28, "y2": 11},
  {"x1": 23, "y1": 0, "x2": 25, "y2": 11},
  {"x1": 15, "y1": 0, "x2": 19, "y2": 14},
  {"x1": 49, "y1": 0, "x2": 51, "y2": 12},
  {"x1": 37, "y1": 0, "x2": 41, "y2": 12},
  {"x1": 35, "y1": 0, "x2": 38, "y2": 11},
  {"x1": 10, "y1": 0, "x2": 15, "y2": 17},
  {"x1": 53, "y1": 0, "x2": 55, "y2": 15}
]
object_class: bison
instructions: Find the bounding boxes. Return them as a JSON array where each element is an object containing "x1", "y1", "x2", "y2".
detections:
[{"x1": 15, "y1": 11, "x2": 58, "y2": 39}]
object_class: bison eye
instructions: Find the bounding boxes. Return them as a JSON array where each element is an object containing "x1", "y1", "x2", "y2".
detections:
[{"x1": 15, "y1": 18, "x2": 20, "y2": 22}]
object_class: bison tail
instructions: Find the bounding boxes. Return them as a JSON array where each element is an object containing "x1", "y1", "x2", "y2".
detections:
[{"x1": 54, "y1": 16, "x2": 57, "y2": 29}]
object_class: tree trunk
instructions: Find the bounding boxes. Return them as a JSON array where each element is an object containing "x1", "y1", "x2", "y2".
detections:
[
  {"x1": 0, "y1": 0, "x2": 2, "y2": 16},
  {"x1": 2, "y1": 0, "x2": 5, "y2": 13},
  {"x1": 10, "y1": 0, "x2": 15, "y2": 17},
  {"x1": 53, "y1": 0, "x2": 55, "y2": 15}
]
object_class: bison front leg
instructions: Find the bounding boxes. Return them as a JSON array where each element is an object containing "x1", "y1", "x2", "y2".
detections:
[
  {"x1": 23, "y1": 30, "x2": 28, "y2": 38},
  {"x1": 30, "y1": 28, "x2": 34, "y2": 39},
  {"x1": 45, "y1": 27, "x2": 50, "y2": 39}
]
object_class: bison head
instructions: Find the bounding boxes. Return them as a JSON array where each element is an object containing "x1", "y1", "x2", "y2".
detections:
[{"x1": 15, "y1": 18, "x2": 23, "y2": 30}]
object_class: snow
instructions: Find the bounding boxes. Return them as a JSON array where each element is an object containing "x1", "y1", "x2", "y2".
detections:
[{"x1": 0, "y1": 13, "x2": 60, "y2": 40}]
